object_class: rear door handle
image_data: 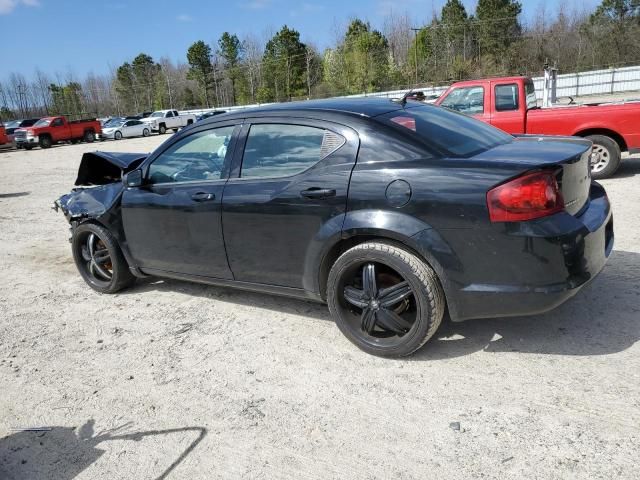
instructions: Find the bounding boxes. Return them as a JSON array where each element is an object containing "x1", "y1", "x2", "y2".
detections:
[
  {"x1": 191, "y1": 192, "x2": 216, "y2": 202},
  {"x1": 300, "y1": 188, "x2": 336, "y2": 199}
]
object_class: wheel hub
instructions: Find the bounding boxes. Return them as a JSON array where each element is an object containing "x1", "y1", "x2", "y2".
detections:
[{"x1": 342, "y1": 262, "x2": 416, "y2": 336}]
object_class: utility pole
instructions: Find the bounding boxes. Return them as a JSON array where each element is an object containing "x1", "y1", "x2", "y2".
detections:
[
  {"x1": 162, "y1": 64, "x2": 173, "y2": 108},
  {"x1": 17, "y1": 83, "x2": 27, "y2": 117},
  {"x1": 411, "y1": 28, "x2": 421, "y2": 85}
]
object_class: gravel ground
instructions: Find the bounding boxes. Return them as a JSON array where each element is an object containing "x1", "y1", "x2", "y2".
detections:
[{"x1": 0, "y1": 136, "x2": 638, "y2": 480}]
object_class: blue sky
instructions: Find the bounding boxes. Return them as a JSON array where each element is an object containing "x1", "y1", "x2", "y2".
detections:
[{"x1": 0, "y1": 0, "x2": 601, "y2": 80}]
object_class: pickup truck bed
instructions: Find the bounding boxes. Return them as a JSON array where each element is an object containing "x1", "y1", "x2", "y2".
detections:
[{"x1": 435, "y1": 76, "x2": 640, "y2": 178}]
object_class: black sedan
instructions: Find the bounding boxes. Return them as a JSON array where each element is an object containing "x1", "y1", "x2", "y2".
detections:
[{"x1": 55, "y1": 98, "x2": 613, "y2": 357}]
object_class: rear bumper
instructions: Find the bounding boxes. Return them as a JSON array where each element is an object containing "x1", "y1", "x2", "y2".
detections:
[{"x1": 445, "y1": 182, "x2": 613, "y2": 321}]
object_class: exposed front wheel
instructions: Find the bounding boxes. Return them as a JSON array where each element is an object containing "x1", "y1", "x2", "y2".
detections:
[
  {"x1": 327, "y1": 241, "x2": 445, "y2": 357},
  {"x1": 158, "y1": 124, "x2": 167, "y2": 135},
  {"x1": 39, "y1": 136, "x2": 52, "y2": 149},
  {"x1": 143, "y1": 128, "x2": 150, "y2": 137},
  {"x1": 71, "y1": 223, "x2": 135, "y2": 294},
  {"x1": 587, "y1": 134, "x2": 621, "y2": 179},
  {"x1": 114, "y1": 130, "x2": 122, "y2": 140}
]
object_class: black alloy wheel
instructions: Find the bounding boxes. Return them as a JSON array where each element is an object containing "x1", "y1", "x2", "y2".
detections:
[
  {"x1": 343, "y1": 263, "x2": 415, "y2": 336},
  {"x1": 71, "y1": 223, "x2": 135, "y2": 293},
  {"x1": 328, "y1": 242, "x2": 445, "y2": 357}
]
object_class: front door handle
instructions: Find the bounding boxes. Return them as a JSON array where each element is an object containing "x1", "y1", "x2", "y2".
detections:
[
  {"x1": 191, "y1": 192, "x2": 215, "y2": 202},
  {"x1": 300, "y1": 188, "x2": 336, "y2": 199}
]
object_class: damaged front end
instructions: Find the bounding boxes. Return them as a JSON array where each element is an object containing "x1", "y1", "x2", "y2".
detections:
[{"x1": 53, "y1": 151, "x2": 147, "y2": 223}]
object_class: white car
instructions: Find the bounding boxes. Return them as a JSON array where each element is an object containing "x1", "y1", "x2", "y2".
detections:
[
  {"x1": 140, "y1": 109, "x2": 196, "y2": 134},
  {"x1": 100, "y1": 119, "x2": 150, "y2": 140}
]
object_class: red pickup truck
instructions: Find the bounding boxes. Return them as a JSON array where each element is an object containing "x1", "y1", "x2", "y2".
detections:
[
  {"x1": 0, "y1": 123, "x2": 7, "y2": 146},
  {"x1": 15, "y1": 116, "x2": 101, "y2": 150},
  {"x1": 435, "y1": 76, "x2": 640, "y2": 178}
]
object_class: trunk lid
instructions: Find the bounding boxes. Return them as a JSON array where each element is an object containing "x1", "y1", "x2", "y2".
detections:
[{"x1": 473, "y1": 136, "x2": 592, "y2": 216}]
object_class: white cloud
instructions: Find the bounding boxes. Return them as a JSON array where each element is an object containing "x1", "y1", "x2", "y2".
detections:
[
  {"x1": 241, "y1": 0, "x2": 270, "y2": 10},
  {"x1": 290, "y1": 2, "x2": 324, "y2": 17},
  {"x1": 177, "y1": 13, "x2": 193, "y2": 22},
  {"x1": 0, "y1": 0, "x2": 40, "y2": 15}
]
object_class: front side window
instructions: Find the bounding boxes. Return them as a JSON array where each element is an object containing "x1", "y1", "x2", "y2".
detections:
[
  {"x1": 51, "y1": 118, "x2": 64, "y2": 127},
  {"x1": 147, "y1": 126, "x2": 235, "y2": 183},
  {"x1": 494, "y1": 84, "x2": 519, "y2": 111},
  {"x1": 378, "y1": 104, "x2": 512, "y2": 157},
  {"x1": 439, "y1": 86, "x2": 484, "y2": 114},
  {"x1": 240, "y1": 124, "x2": 326, "y2": 179},
  {"x1": 166, "y1": 111, "x2": 174, "y2": 118}
]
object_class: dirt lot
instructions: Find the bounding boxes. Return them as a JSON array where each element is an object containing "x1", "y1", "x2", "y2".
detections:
[{"x1": 0, "y1": 137, "x2": 638, "y2": 480}]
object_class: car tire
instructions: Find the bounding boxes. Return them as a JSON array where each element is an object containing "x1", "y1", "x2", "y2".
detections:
[
  {"x1": 327, "y1": 241, "x2": 445, "y2": 357},
  {"x1": 114, "y1": 131, "x2": 122, "y2": 140},
  {"x1": 71, "y1": 222, "x2": 135, "y2": 294},
  {"x1": 24, "y1": 145, "x2": 33, "y2": 150},
  {"x1": 84, "y1": 130, "x2": 95, "y2": 143},
  {"x1": 173, "y1": 128, "x2": 179, "y2": 133},
  {"x1": 158, "y1": 124, "x2": 166, "y2": 135},
  {"x1": 143, "y1": 128, "x2": 150, "y2": 137},
  {"x1": 39, "y1": 136, "x2": 52, "y2": 149},
  {"x1": 587, "y1": 134, "x2": 621, "y2": 179}
]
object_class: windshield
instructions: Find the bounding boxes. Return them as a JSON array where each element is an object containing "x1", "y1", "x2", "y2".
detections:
[
  {"x1": 376, "y1": 104, "x2": 513, "y2": 157},
  {"x1": 150, "y1": 111, "x2": 164, "y2": 118},
  {"x1": 105, "y1": 120, "x2": 125, "y2": 128},
  {"x1": 34, "y1": 118, "x2": 51, "y2": 127}
]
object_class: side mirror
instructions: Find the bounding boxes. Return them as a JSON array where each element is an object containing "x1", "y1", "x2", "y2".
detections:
[{"x1": 123, "y1": 169, "x2": 143, "y2": 188}]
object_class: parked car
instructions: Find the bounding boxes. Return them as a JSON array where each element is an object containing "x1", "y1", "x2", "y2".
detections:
[
  {"x1": 99, "y1": 119, "x2": 151, "y2": 140},
  {"x1": 140, "y1": 109, "x2": 196, "y2": 134},
  {"x1": 4, "y1": 118, "x2": 40, "y2": 143},
  {"x1": 435, "y1": 75, "x2": 640, "y2": 178},
  {"x1": 15, "y1": 116, "x2": 101, "y2": 150},
  {"x1": 196, "y1": 110, "x2": 227, "y2": 122},
  {"x1": 54, "y1": 98, "x2": 613, "y2": 357}
]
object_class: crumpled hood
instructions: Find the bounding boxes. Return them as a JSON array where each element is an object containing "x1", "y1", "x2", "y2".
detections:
[
  {"x1": 54, "y1": 151, "x2": 147, "y2": 221},
  {"x1": 75, "y1": 151, "x2": 147, "y2": 186},
  {"x1": 55, "y1": 183, "x2": 124, "y2": 220}
]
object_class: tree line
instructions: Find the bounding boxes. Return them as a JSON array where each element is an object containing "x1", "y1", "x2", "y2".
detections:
[{"x1": 1, "y1": 0, "x2": 639, "y2": 120}]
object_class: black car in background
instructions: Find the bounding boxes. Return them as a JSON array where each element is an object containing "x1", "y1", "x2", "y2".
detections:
[
  {"x1": 5, "y1": 118, "x2": 40, "y2": 142},
  {"x1": 55, "y1": 98, "x2": 613, "y2": 357}
]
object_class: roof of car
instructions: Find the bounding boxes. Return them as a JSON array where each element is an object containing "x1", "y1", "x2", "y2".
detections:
[
  {"x1": 448, "y1": 76, "x2": 529, "y2": 88},
  {"x1": 221, "y1": 97, "x2": 412, "y2": 120}
]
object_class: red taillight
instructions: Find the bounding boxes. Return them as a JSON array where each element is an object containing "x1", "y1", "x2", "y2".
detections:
[{"x1": 487, "y1": 170, "x2": 564, "y2": 222}]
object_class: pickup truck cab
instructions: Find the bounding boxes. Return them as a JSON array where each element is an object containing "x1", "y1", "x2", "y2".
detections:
[
  {"x1": 436, "y1": 76, "x2": 640, "y2": 178},
  {"x1": 15, "y1": 116, "x2": 102, "y2": 150},
  {"x1": 140, "y1": 109, "x2": 196, "y2": 134}
]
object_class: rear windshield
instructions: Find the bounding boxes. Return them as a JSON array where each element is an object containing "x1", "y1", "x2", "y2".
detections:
[{"x1": 376, "y1": 104, "x2": 513, "y2": 157}]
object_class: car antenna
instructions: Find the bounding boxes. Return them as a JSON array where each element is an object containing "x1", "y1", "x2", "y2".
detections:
[{"x1": 394, "y1": 89, "x2": 415, "y2": 107}]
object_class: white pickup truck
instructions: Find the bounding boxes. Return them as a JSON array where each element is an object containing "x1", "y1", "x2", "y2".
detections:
[{"x1": 140, "y1": 109, "x2": 196, "y2": 134}]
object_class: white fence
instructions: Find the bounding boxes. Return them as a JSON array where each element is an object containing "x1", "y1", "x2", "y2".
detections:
[{"x1": 182, "y1": 64, "x2": 640, "y2": 115}]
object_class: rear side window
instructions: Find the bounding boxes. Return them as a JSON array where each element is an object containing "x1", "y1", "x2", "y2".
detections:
[
  {"x1": 525, "y1": 80, "x2": 537, "y2": 109},
  {"x1": 439, "y1": 86, "x2": 484, "y2": 114},
  {"x1": 495, "y1": 84, "x2": 519, "y2": 111},
  {"x1": 240, "y1": 124, "x2": 330, "y2": 179},
  {"x1": 377, "y1": 105, "x2": 512, "y2": 157}
]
